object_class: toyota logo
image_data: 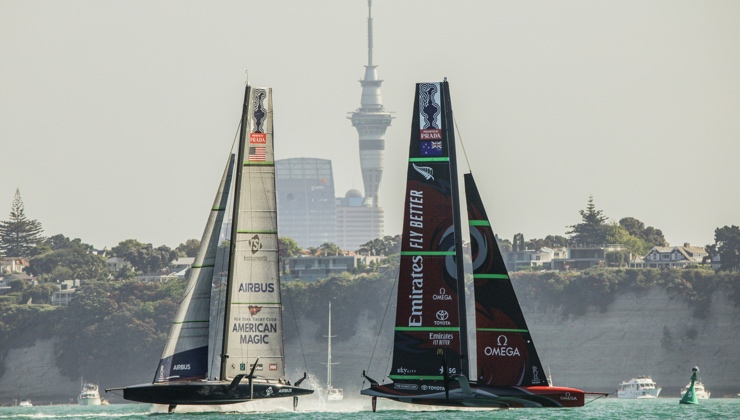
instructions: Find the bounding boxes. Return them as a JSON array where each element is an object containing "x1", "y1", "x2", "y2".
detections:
[{"x1": 436, "y1": 310, "x2": 449, "y2": 321}]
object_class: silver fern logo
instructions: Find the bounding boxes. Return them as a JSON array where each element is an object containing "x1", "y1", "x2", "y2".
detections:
[{"x1": 412, "y1": 163, "x2": 434, "y2": 180}]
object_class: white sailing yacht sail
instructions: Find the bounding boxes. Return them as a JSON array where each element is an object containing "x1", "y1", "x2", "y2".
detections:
[
  {"x1": 107, "y1": 84, "x2": 312, "y2": 411},
  {"x1": 325, "y1": 302, "x2": 343, "y2": 401}
]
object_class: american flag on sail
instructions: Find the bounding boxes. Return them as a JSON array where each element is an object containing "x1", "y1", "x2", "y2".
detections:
[{"x1": 248, "y1": 146, "x2": 266, "y2": 161}]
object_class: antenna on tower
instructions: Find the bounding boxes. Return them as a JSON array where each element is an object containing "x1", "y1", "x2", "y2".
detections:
[{"x1": 367, "y1": 0, "x2": 373, "y2": 67}]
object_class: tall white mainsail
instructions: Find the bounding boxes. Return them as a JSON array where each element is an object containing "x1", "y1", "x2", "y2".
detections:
[
  {"x1": 154, "y1": 155, "x2": 235, "y2": 383},
  {"x1": 221, "y1": 87, "x2": 285, "y2": 381}
]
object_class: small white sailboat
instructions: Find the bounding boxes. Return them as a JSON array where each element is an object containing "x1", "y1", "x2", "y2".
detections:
[
  {"x1": 325, "y1": 302, "x2": 343, "y2": 401},
  {"x1": 18, "y1": 399, "x2": 33, "y2": 407}
]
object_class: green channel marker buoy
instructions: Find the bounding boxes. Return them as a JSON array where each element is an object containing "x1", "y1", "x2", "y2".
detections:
[{"x1": 679, "y1": 366, "x2": 700, "y2": 404}]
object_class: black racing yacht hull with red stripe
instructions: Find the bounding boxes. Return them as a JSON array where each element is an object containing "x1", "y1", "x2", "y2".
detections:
[{"x1": 362, "y1": 382, "x2": 585, "y2": 408}]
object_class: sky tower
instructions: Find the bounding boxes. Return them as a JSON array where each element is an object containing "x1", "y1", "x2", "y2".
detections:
[{"x1": 348, "y1": 0, "x2": 393, "y2": 207}]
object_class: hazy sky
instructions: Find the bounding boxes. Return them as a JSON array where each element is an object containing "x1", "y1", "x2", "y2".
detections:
[{"x1": 2, "y1": 0, "x2": 738, "y2": 250}]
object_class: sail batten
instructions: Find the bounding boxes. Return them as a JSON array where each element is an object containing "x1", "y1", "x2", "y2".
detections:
[
  {"x1": 395, "y1": 327, "x2": 460, "y2": 331},
  {"x1": 399, "y1": 251, "x2": 455, "y2": 256},
  {"x1": 473, "y1": 274, "x2": 509, "y2": 279},
  {"x1": 409, "y1": 157, "x2": 450, "y2": 162}
]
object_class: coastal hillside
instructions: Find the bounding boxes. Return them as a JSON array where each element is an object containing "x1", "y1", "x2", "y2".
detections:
[
  {"x1": 0, "y1": 268, "x2": 738, "y2": 403},
  {"x1": 281, "y1": 268, "x2": 740, "y2": 398}
]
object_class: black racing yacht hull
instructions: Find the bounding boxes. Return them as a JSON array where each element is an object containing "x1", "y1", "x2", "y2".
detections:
[
  {"x1": 116, "y1": 381, "x2": 313, "y2": 405},
  {"x1": 361, "y1": 382, "x2": 585, "y2": 408}
]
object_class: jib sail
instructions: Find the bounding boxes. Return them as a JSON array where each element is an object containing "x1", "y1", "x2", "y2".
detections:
[
  {"x1": 154, "y1": 155, "x2": 235, "y2": 383},
  {"x1": 465, "y1": 173, "x2": 546, "y2": 387}
]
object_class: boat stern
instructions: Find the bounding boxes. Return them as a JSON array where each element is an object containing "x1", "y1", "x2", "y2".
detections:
[{"x1": 518, "y1": 386, "x2": 585, "y2": 407}]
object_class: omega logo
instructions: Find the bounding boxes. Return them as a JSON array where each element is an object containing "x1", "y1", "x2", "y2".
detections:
[
  {"x1": 484, "y1": 335, "x2": 521, "y2": 357},
  {"x1": 560, "y1": 392, "x2": 577, "y2": 401}
]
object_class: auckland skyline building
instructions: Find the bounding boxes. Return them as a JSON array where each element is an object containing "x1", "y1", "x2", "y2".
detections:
[
  {"x1": 275, "y1": 158, "x2": 336, "y2": 248},
  {"x1": 348, "y1": 0, "x2": 393, "y2": 207}
]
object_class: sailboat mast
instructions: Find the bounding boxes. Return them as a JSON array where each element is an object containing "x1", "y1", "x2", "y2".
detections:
[
  {"x1": 220, "y1": 84, "x2": 252, "y2": 380},
  {"x1": 327, "y1": 302, "x2": 332, "y2": 390},
  {"x1": 442, "y1": 80, "x2": 469, "y2": 377}
]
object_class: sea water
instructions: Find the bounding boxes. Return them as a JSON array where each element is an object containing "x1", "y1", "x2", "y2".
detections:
[{"x1": 1, "y1": 398, "x2": 738, "y2": 419}]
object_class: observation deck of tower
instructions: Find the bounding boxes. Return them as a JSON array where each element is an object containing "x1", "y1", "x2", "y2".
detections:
[{"x1": 348, "y1": 0, "x2": 393, "y2": 207}]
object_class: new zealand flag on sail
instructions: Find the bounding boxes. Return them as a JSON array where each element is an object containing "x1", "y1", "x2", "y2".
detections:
[{"x1": 420, "y1": 140, "x2": 443, "y2": 156}]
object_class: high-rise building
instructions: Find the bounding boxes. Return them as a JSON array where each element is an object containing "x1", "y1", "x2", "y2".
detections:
[
  {"x1": 275, "y1": 158, "x2": 336, "y2": 248},
  {"x1": 335, "y1": 190, "x2": 384, "y2": 251},
  {"x1": 348, "y1": 0, "x2": 393, "y2": 206}
]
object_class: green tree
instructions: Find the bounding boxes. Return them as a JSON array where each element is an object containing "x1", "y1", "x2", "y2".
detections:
[
  {"x1": 526, "y1": 235, "x2": 569, "y2": 250},
  {"x1": 318, "y1": 242, "x2": 342, "y2": 256},
  {"x1": 43, "y1": 234, "x2": 92, "y2": 252},
  {"x1": 22, "y1": 283, "x2": 58, "y2": 305},
  {"x1": 619, "y1": 217, "x2": 666, "y2": 248},
  {"x1": 567, "y1": 195, "x2": 609, "y2": 245},
  {"x1": 8, "y1": 277, "x2": 28, "y2": 293},
  {"x1": 278, "y1": 237, "x2": 301, "y2": 259},
  {"x1": 512, "y1": 233, "x2": 525, "y2": 252},
  {"x1": 50, "y1": 266, "x2": 74, "y2": 281},
  {"x1": 357, "y1": 235, "x2": 401, "y2": 256},
  {"x1": 606, "y1": 223, "x2": 649, "y2": 256},
  {"x1": 278, "y1": 237, "x2": 301, "y2": 275},
  {"x1": 495, "y1": 235, "x2": 512, "y2": 252},
  {"x1": 0, "y1": 189, "x2": 44, "y2": 257},
  {"x1": 642, "y1": 226, "x2": 667, "y2": 248},
  {"x1": 707, "y1": 225, "x2": 740, "y2": 272},
  {"x1": 112, "y1": 239, "x2": 176, "y2": 273},
  {"x1": 114, "y1": 265, "x2": 137, "y2": 280},
  {"x1": 618, "y1": 217, "x2": 644, "y2": 237},
  {"x1": 54, "y1": 280, "x2": 181, "y2": 381},
  {"x1": 176, "y1": 239, "x2": 200, "y2": 258},
  {"x1": 31, "y1": 234, "x2": 93, "y2": 258},
  {"x1": 28, "y1": 247, "x2": 107, "y2": 279}
]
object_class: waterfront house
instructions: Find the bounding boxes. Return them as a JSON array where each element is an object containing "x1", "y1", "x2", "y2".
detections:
[{"x1": 643, "y1": 243, "x2": 708, "y2": 268}]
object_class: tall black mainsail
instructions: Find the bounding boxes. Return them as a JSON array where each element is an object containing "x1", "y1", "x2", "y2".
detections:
[
  {"x1": 107, "y1": 84, "x2": 312, "y2": 411},
  {"x1": 361, "y1": 81, "x2": 590, "y2": 409},
  {"x1": 388, "y1": 82, "x2": 465, "y2": 384}
]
